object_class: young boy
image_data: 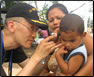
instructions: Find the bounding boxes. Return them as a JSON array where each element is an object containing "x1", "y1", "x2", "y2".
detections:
[{"x1": 55, "y1": 14, "x2": 87, "y2": 76}]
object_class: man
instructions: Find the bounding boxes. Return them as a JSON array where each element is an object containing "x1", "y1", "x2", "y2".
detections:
[{"x1": 0, "y1": 3, "x2": 61, "y2": 76}]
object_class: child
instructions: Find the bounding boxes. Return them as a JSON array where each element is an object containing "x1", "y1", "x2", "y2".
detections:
[{"x1": 55, "y1": 14, "x2": 87, "y2": 76}]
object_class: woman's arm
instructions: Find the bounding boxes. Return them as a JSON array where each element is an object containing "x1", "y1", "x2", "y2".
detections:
[
  {"x1": 82, "y1": 33, "x2": 93, "y2": 55},
  {"x1": 74, "y1": 33, "x2": 93, "y2": 76},
  {"x1": 75, "y1": 54, "x2": 93, "y2": 76}
]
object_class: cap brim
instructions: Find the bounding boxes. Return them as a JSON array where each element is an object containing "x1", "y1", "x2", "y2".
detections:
[{"x1": 26, "y1": 18, "x2": 48, "y2": 30}]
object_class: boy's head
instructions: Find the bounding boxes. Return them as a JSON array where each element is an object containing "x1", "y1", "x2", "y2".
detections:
[{"x1": 59, "y1": 14, "x2": 86, "y2": 51}]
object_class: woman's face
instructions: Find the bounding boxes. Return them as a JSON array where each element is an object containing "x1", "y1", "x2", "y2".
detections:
[{"x1": 48, "y1": 8, "x2": 65, "y2": 33}]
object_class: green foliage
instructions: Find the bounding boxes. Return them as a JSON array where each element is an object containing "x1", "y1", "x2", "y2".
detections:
[
  {"x1": 87, "y1": 17, "x2": 93, "y2": 29},
  {"x1": 39, "y1": 3, "x2": 48, "y2": 24},
  {"x1": 39, "y1": 1, "x2": 59, "y2": 24}
]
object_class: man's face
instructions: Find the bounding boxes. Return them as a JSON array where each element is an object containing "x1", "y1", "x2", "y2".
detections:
[
  {"x1": 59, "y1": 30, "x2": 82, "y2": 51},
  {"x1": 13, "y1": 19, "x2": 38, "y2": 48}
]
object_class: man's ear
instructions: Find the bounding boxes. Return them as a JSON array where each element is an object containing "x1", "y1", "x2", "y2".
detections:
[
  {"x1": 82, "y1": 32, "x2": 87, "y2": 38},
  {"x1": 8, "y1": 21, "x2": 15, "y2": 32}
]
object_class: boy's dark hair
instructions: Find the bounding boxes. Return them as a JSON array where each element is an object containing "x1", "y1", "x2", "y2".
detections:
[
  {"x1": 46, "y1": 3, "x2": 69, "y2": 19},
  {"x1": 60, "y1": 14, "x2": 84, "y2": 35}
]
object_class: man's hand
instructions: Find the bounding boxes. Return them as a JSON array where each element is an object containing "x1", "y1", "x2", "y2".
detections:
[{"x1": 34, "y1": 34, "x2": 62, "y2": 60}]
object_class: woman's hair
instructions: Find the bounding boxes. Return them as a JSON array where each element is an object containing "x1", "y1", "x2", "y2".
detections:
[{"x1": 46, "y1": 3, "x2": 69, "y2": 19}]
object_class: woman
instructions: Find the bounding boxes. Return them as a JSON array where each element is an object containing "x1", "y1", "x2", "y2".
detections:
[{"x1": 41, "y1": 3, "x2": 93, "y2": 76}]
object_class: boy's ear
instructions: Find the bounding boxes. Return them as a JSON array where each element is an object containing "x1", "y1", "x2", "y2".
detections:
[{"x1": 82, "y1": 32, "x2": 87, "y2": 37}]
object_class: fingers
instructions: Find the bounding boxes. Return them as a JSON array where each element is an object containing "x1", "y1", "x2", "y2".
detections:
[
  {"x1": 56, "y1": 46, "x2": 68, "y2": 55},
  {"x1": 50, "y1": 44, "x2": 62, "y2": 52},
  {"x1": 60, "y1": 47, "x2": 68, "y2": 54},
  {"x1": 43, "y1": 34, "x2": 57, "y2": 42},
  {"x1": 57, "y1": 46, "x2": 65, "y2": 52},
  {"x1": 47, "y1": 41, "x2": 56, "y2": 45},
  {"x1": 46, "y1": 43, "x2": 56, "y2": 50},
  {"x1": 60, "y1": 46, "x2": 65, "y2": 50},
  {"x1": 54, "y1": 28, "x2": 59, "y2": 33},
  {"x1": 43, "y1": 43, "x2": 62, "y2": 55},
  {"x1": 35, "y1": 35, "x2": 63, "y2": 59}
]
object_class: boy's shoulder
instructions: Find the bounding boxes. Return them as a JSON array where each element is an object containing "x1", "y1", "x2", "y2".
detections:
[
  {"x1": 71, "y1": 44, "x2": 87, "y2": 56},
  {"x1": 66, "y1": 44, "x2": 87, "y2": 64}
]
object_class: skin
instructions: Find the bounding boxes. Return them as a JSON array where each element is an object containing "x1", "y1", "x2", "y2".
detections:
[
  {"x1": 74, "y1": 34, "x2": 93, "y2": 76},
  {"x1": 48, "y1": 8, "x2": 65, "y2": 33},
  {"x1": 2, "y1": 17, "x2": 62, "y2": 76},
  {"x1": 36, "y1": 8, "x2": 66, "y2": 76},
  {"x1": 57, "y1": 34, "x2": 93, "y2": 76},
  {"x1": 41, "y1": 7, "x2": 93, "y2": 76},
  {"x1": 55, "y1": 31, "x2": 85, "y2": 76},
  {"x1": 28, "y1": 8, "x2": 66, "y2": 76},
  {"x1": 59, "y1": 31, "x2": 84, "y2": 51},
  {"x1": 3, "y1": 18, "x2": 38, "y2": 50},
  {"x1": 39, "y1": 8, "x2": 66, "y2": 76}
]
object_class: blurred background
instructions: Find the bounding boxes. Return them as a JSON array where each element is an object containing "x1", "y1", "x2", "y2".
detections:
[
  {"x1": 1, "y1": 0, "x2": 93, "y2": 76},
  {"x1": 1, "y1": 0, "x2": 93, "y2": 35}
]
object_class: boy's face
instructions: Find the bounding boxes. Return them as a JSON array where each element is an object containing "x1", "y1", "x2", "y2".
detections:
[{"x1": 59, "y1": 30, "x2": 83, "y2": 51}]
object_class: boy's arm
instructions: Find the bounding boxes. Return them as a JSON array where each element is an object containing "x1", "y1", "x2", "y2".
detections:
[
  {"x1": 57, "y1": 34, "x2": 93, "y2": 76},
  {"x1": 56, "y1": 54, "x2": 84, "y2": 75},
  {"x1": 55, "y1": 47, "x2": 84, "y2": 75},
  {"x1": 66, "y1": 54, "x2": 84, "y2": 75},
  {"x1": 55, "y1": 52, "x2": 68, "y2": 74}
]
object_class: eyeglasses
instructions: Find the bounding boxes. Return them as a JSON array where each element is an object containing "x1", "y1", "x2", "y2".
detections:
[{"x1": 12, "y1": 20, "x2": 38, "y2": 33}]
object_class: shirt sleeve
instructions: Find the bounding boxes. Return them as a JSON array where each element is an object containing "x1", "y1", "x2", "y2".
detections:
[
  {"x1": 66, "y1": 45, "x2": 87, "y2": 65},
  {"x1": 5, "y1": 47, "x2": 28, "y2": 63}
]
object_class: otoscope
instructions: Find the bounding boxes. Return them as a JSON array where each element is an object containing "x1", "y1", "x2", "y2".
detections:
[
  {"x1": 47, "y1": 29, "x2": 61, "y2": 55},
  {"x1": 40, "y1": 29, "x2": 60, "y2": 64}
]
